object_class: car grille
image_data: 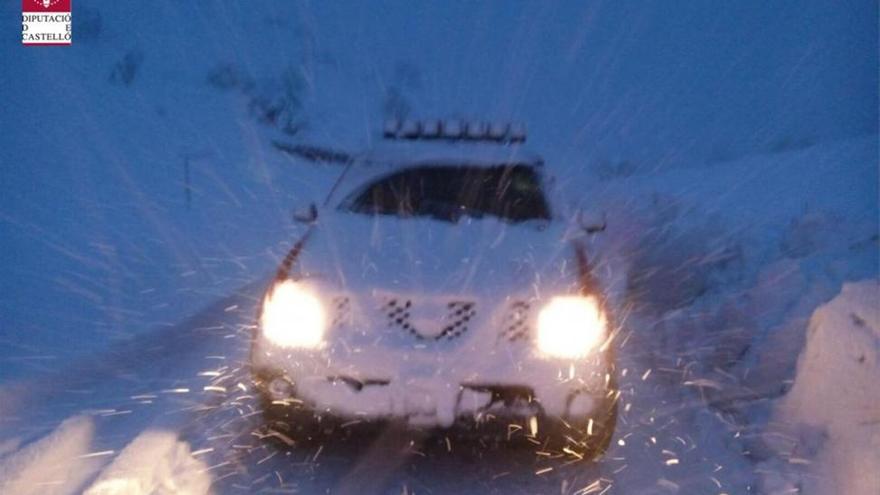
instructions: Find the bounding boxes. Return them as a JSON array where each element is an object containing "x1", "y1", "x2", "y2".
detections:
[
  {"x1": 500, "y1": 300, "x2": 531, "y2": 342},
  {"x1": 381, "y1": 297, "x2": 476, "y2": 341}
]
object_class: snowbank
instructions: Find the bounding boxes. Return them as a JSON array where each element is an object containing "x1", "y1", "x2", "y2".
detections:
[
  {"x1": 761, "y1": 280, "x2": 880, "y2": 494},
  {"x1": 0, "y1": 418, "x2": 213, "y2": 495},
  {"x1": 84, "y1": 430, "x2": 211, "y2": 495},
  {"x1": 0, "y1": 416, "x2": 101, "y2": 495},
  {"x1": 598, "y1": 136, "x2": 877, "y2": 404}
]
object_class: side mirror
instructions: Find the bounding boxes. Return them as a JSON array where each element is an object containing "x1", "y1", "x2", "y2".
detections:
[
  {"x1": 292, "y1": 202, "x2": 318, "y2": 224},
  {"x1": 577, "y1": 209, "x2": 606, "y2": 234}
]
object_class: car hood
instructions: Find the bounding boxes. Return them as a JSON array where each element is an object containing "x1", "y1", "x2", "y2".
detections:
[{"x1": 292, "y1": 214, "x2": 581, "y2": 299}]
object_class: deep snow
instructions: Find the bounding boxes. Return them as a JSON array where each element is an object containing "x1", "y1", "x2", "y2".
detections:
[
  {"x1": 1, "y1": 135, "x2": 875, "y2": 494},
  {"x1": 1, "y1": 1, "x2": 878, "y2": 494},
  {"x1": 1, "y1": 0, "x2": 876, "y2": 379},
  {"x1": 759, "y1": 280, "x2": 880, "y2": 495}
]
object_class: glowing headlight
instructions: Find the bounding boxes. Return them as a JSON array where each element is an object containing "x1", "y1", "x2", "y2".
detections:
[
  {"x1": 260, "y1": 280, "x2": 326, "y2": 349},
  {"x1": 536, "y1": 295, "x2": 606, "y2": 359}
]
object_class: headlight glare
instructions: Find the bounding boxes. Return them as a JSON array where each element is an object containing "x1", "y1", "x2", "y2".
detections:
[
  {"x1": 536, "y1": 295, "x2": 606, "y2": 359},
  {"x1": 260, "y1": 280, "x2": 326, "y2": 349}
]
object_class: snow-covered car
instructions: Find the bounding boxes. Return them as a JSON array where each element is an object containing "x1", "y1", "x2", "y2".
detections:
[{"x1": 251, "y1": 121, "x2": 622, "y2": 456}]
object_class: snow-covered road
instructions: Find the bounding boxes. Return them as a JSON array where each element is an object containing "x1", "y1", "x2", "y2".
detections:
[
  {"x1": 0, "y1": 278, "x2": 758, "y2": 495},
  {"x1": 2, "y1": 134, "x2": 878, "y2": 494},
  {"x1": 0, "y1": 132, "x2": 875, "y2": 495}
]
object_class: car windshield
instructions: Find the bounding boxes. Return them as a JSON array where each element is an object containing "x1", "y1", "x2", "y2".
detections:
[{"x1": 341, "y1": 164, "x2": 551, "y2": 223}]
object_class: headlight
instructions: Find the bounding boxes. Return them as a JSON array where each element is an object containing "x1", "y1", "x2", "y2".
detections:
[
  {"x1": 536, "y1": 295, "x2": 606, "y2": 359},
  {"x1": 260, "y1": 280, "x2": 326, "y2": 349}
]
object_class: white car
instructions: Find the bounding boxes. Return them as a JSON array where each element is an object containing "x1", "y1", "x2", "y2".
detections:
[{"x1": 251, "y1": 121, "x2": 622, "y2": 457}]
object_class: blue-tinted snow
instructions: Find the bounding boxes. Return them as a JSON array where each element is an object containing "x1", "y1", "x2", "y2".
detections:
[
  {"x1": 1, "y1": 0, "x2": 876, "y2": 377},
  {"x1": 0, "y1": 1, "x2": 877, "y2": 494}
]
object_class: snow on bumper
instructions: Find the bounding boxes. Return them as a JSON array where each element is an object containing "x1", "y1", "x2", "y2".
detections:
[{"x1": 251, "y1": 338, "x2": 611, "y2": 428}]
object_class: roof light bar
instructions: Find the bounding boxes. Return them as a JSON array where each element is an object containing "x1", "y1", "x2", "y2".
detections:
[{"x1": 383, "y1": 119, "x2": 526, "y2": 143}]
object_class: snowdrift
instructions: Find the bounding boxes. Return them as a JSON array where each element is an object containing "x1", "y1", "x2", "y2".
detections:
[
  {"x1": 761, "y1": 280, "x2": 880, "y2": 495},
  {"x1": 0, "y1": 416, "x2": 101, "y2": 495},
  {"x1": 0, "y1": 423, "x2": 212, "y2": 495},
  {"x1": 84, "y1": 430, "x2": 211, "y2": 495}
]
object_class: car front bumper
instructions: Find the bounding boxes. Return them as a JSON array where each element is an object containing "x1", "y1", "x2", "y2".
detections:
[{"x1": 251, "y1": 336, "x2": 613, "y2": 428}]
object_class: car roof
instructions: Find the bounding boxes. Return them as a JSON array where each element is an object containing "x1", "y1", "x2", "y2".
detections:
[{"x1": 358, "y1": 139, "x2": 543, "y2": 167}]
